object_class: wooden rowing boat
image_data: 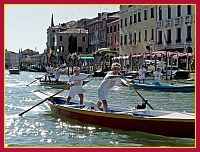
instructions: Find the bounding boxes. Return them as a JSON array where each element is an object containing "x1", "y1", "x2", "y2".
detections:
[
  {"x1": 33, "y1": 90, "x2": 195, "y2": 138},
  {"x1": 39, "y1": 80, "x2": 90, "y2": 89}
]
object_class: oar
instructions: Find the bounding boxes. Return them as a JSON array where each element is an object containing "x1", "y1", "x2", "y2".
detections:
[
  {"x1": 26, "y1": 74, "x2": 47, "y2": 86},
  {"x1": 19, "y1": 84, "x2": 71, "y2": 116},
  {"x1": 26, "y1": 64, "x2": 66, "y2": 86},
  {"x1": 122, "y1": 78, "x2": 154, "y2": 110}
]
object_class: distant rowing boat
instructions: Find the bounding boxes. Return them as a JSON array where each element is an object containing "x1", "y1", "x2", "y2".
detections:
[
  {"x1": 39, "y1": 79, "x2": 90, "y2": 89},
  {"x1": 33, "y1": 90, "x2": 195, "y2": 138},
  {"x1": 132, "y1": 80, "x2": 195, "y2": 92}
]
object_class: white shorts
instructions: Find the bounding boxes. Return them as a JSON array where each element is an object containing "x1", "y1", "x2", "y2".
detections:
[
  {"x1": 98, "y1": 87, "x2": 110, "y2": 101},
  {"x1": 69, "y1": 86, "x2": 84, "y2": 98}
]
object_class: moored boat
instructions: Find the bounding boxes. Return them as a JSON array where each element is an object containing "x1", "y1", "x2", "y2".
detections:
[
  {"x1": 132, "y1": 80, "x2": 195, "y2": 92},
  {"x1": 33, "y1": 90, "x2": 195, "y2": 138},
  {"x1": 9, "y1": 66, "x2": 20, "y2": 74}
]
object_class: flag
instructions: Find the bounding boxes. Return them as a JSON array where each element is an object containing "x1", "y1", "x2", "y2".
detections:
[{"x1": 49, "y1": 48, "x2": 53, "y2": 58}]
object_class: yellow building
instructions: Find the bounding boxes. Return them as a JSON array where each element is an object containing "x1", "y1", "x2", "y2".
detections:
[{"x1": 119, "y1": 5, "x2": 157, "y2": 55}]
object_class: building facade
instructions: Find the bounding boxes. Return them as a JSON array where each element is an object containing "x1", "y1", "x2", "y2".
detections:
[
  {"x1": 88, "y1": 12, "x2": 119, "y2": 53},
  {"x1": 156, "y1": 5, "x2": 195, "y2": 53},
  {"x1": 119, "y1": 5, "x2": 157, "y2": 56},
  {"x1": 5, "y1": 50, "x2": 19, "y2": 68}
]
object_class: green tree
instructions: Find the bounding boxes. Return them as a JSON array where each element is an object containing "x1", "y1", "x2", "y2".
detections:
[{"x1": 68, "y1": 34, "x2": 77, "y2": 54}]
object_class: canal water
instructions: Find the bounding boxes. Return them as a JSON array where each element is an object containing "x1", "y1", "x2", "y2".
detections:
[{"x1": 5, "y1": 70, "x2": 195, "y2": 147}]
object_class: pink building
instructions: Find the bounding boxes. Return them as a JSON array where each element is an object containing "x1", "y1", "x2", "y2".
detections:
[
  {"x1": 107, "y1": 19, "x2": 119, "y2": 54},
  {"x1": 88, "y1": 12, "x2": 119, "y2": 53}
]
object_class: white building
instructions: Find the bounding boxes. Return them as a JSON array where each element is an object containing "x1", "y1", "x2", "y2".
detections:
[{"x1": 156, "y1": 5, "x2": 195, "y2": 53}]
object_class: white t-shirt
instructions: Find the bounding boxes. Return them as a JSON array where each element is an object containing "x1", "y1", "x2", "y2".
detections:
[
  {"x1": 138, "y1": 68, "x2": 147, "y2": 79},
  {"x1": 68, "y1": 73, "x2": 87, "y2": 98},
  {"x1": 54, "y1": 68, "x2": 62, "y2": 80},
  {"x1": 98, "y1": 71, "x2": 122, "y2": 100},
  {"x1": 153, "y1": 71, "x2": 163, "y2": 82}
]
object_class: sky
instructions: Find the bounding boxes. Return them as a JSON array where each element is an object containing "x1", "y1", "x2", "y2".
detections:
[{"x1": 5, "y1": 4, "x2": 119, "y2": 53}]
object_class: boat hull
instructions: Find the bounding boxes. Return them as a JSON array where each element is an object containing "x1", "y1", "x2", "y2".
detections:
[
  {"x1": 9, "y1": 69, "x2": 20, "y2": 74},
  {"x1": 49, "y1": 101, "x2": 194, "y2": 138},
  {"x1": 132, "y1": 80, "x2": 195, "y2": 92}
]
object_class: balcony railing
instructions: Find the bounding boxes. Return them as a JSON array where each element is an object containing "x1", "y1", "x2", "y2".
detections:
[
  {"x1": 175, "y1": 17, "x2": 182, "y2": 25},
  {"x1": 165, "y1": 19, "x2": 172, "y2": 27},
  {"x1": 157, "y1": 21, "x2": 163, "y2": 27},
  {"x1": 185, "y1": 15, "x2": 192, "y2": 23}
]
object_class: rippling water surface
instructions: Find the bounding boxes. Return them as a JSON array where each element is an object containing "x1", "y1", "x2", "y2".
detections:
[{"x1": 5, "y1": 70, "x2": 195, "y2": 147}]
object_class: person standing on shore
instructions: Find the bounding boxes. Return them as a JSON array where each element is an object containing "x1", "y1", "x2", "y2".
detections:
[{"x1": 96, "y1": 63, "x2": 127, "y2": 112}]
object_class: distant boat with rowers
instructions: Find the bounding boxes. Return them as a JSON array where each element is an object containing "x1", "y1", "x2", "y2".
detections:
[
  {"x1": 38, "y1": 79, "x2": 90, "y2": 89},
  {"x1": 33, "y1": 90, "x2": 195, "y2": 139},
  {"x1": 132, "y1": 80, "x2": 194, "y2": 92}
]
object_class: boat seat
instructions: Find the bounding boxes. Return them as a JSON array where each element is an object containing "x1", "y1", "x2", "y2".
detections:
[{"x1": 83, "y1": 101, "x2": 101, "y2": 112}]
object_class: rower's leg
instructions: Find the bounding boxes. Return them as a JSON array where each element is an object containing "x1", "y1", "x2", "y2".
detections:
[
  {"x1": 78, "y1": 94, "x2": 83, "y2": 105},
  {"x1": 102, "y1": 100, "x2": 108, "y2": 112},
  {"x1": 96, "y1": 101, "x2": 102, "y2": 108},
  {"x1": 66, "y1": 96, "x2": 71, "y2": 104}
]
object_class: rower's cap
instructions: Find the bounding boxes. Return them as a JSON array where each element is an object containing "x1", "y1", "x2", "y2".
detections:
[
  {"x1": 111, "y1": 63, "x2": 121, "y2": 70},
  {"x1": 74, "y1": 67, "x2": 80, "y2": 72}
]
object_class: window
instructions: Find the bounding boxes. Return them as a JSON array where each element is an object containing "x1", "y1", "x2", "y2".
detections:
[
  {"x1": 120, "y1": 19, "x2": 123, "y2": 27},
  {"x1": 82, "y1": 36, "x2": 85, "y2": 42},
  {"x1": 168, "y1": 5, "x2": 171, "y2": 19},
  {"x1": 144, "y1": 9, "x2": 147, "y2": 20},
  {"x1": 186, "y1": 26, "x2": 192, "y2": 41},
  {"x1": 138, "y1": 31, "x2": 141, "y2": 42},
  {"x1": 158, "y1": 31, "x2": 162, "y2": 44},
  {"x1": 59, "y1": 36, "x2": 63, "y2": 41},
  {"x1": 134, "y1": 13, "x2": 137, "y2": 23},
  {"x1": 187, "y1": 5, "x2": 192, "y2": 15},
  {"x1": 134, "y1": 32, "x2": 137, "y2": 45},
  {"x1": 129, "y1": 33, "x2": 132, "y2": 44},
  {"x1": 114, "y1": 25, "x2": 116, "y2": 32},
  {"x1": 151, "y1": 28, "x2": 154, "y2": 40},
  {"x1": 176, "y1": 28, "x2": 181, "y2": 42},
  {"x1": 150, "y1": 7, "x2": 154, "y2": 18},
  {"x1": 107, "y1": 27, "x2": 109, "y2": 33},
  {"x1": 125, "y1": 18, "x2": 127, "y2": 26},
  {"x1": 120, "y1": 35, "x2": 123, "y2": 45},
  {"x1": 159, "y1": 6, "x2": 162, "y2": 21},
  {"x1": 110, "y1": 26, "x2": 113, "y2": 33},
  {"x1": 177, "y1": 5, "x2": 181, "y2": 17},
  {"x1": 52, "y1": 37, "x2": 55, "y2": 42},
  {"x1": 144, "y1": 30, "x2": 147, "y2": 41},
  {"x1": 167, "y1": 29, "x2": 171, "y2": 44},
  {"x1": 138, "y1": 12, "x2": 141, "y2": 22},
  {"x1": 124, "y1": 34, "x2": 127, "y2": 45},
  {"x1": 130, "y1": 15, "x2": 132, "y2": 24}
]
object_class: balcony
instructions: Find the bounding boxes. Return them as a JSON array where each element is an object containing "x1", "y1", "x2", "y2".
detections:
[
  {"x1": 185, "y1": 15, "x2": 192, "y2": 23},
  {"x1": 157, "y1": 21, "x2": 163, "y2": 28},
  {"x1": 165, "y1": 19, "x2": 172, "y2": 27},
  {"x1": 175, "y1": 17, "x2": 182, "y2": 25}
]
